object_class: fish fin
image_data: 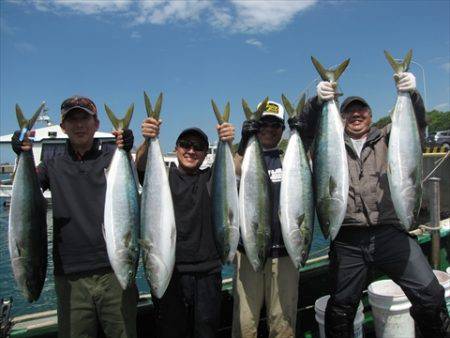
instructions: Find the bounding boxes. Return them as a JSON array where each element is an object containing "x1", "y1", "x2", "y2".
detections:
[
  {"x1": 223, "y1": 102, "x2": 230, "y2": 122},
  {"x1": 296, "y1": 93, "x2": 306, "y2": 116},
  {"x1": 409, "y1": 166, "x2": 419, "y2": 185},
  {"x1": 255, "y1": 97, "x2": 269, "y2": 120},
  {"x1": 101, "y1": 223, "x2": 106, "y2": 241},
  {"x1": 281, "y1": 94, "x2": 295, "y2": 118},
  {"x1": 15, "y1": 242, "x2": 23, "y2": 257},
  {"x1": 242, "y1": 98, "x2": 253, "y2": 120},
  {"x1": 123, "y1": 230, "x2": 132, "y2": 248},
  {"x1": 143, "y1": 91, "x2": 153, "y2": 118},
  {"x1": 211, "y1": 99, "x2": 224, "y2": 124},
  {"x1": 384, "y1": 49, "x2": 413, "y2": 74},
  {"x1": 311, "y1": 56, "x2": 349, "y2": 82},
  {"x1": 388, "y1": 107, "x2": 394, "y2": 119},
  {"x1": 297, "y1": 213, "x2": 305, "y2": 227},
  {"x1": 138, "y1": 239, "x2": 151, "y2": 251},
  {"x1": 329, "y1": 176, "x2": 337, "y2": 196},
  {"x1": 227, "y1": 208, "x2": 235, "y2": 225},
  {"x1": 153, "y1": 93, "x2": 163, "y2": 120}
]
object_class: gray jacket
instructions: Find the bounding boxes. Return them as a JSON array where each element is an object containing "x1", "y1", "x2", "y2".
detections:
[{"x1": 299, "y1": 91, "x2": 426, "y2": 227}]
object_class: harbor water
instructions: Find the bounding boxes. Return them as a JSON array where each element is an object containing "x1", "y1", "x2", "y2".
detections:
[{"x1": 0, "y1": 188, "x2": 329, "y2": 318}]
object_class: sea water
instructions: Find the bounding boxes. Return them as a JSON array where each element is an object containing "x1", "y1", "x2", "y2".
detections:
[{"x1": 0, "y1": 193, "x2": 329, "y2": 317}]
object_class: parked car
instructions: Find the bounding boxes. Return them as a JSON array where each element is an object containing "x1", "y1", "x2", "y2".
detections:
[{"x1": 434, "y1": 130, "x2": 450, "y2": 151}]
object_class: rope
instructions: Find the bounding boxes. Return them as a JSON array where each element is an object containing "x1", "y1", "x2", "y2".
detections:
[
  {"x1": 419, "y1": 224, "x2": 442, "y2": 231},
  {"x1": 422, "y1": 151, "x2": 450, "y2": 183}
]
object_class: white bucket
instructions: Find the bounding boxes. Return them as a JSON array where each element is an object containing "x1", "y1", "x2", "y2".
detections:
[
  {"x1": 314, "y1": 295, "x2": 364, "y2": 338},
  {"x1": 369, "y1": 271, "x2": 450, "y2": 337},
  {"x1": 368, "y1": 279, "x2": 414, "y2": 338},
  {"x1": 435, "y1": 269, "x2": 450, "y2": 312}
]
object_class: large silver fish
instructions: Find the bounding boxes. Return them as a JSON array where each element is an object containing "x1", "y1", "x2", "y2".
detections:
[
  {"x1": 210, "y1": 100, "x2": 240, "y2": 264},
  {"x1": 9, "y1": 103, "x2": 47, "y2": 302},
  {"x1": 384, "y1": 50, "x2": 422, "y2": 230},
  {"x1": 239, "y1": 97, "x2": 272, "y2": 272},
  {"x1": 140, "y1": 92, "x2": 176, "y2": 298},
  {"x1": 104, "y1": 104, "x2": 140, "y2": 290},
  {"x1": 279, "y1": 94, "x2": 314, "y2": 269},
  {"x1": 311, "y1": 57, "x2": 350, "y2": 240}
]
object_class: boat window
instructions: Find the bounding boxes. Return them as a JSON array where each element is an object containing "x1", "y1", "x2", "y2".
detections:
[{"x1": 40, "y1": 143, "x2": 66, "y2": 161}]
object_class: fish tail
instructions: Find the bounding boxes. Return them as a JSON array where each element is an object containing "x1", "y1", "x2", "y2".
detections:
[
  {"x1": 15, "y1": 102, "x2": 46, "y2": 141},
  {"x1": 104, "y1": 103, "x2": 134, "y2": 130},
  {"x1": 311, "y1": 56, "x2": 350, "y2": 82},
  {"x1": 384, "y1": 49, "x2": 413, "y2": 74},
  {"x1": 144, "y1": 91, "x2": 163, "y2": 120}
]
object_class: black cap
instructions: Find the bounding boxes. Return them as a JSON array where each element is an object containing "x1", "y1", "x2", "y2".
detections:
[
  {"x1": 61, "y1": 95, "x2": 97, "y2": 120},
  {"x1": 340, "y1": 96, "x2": 371, "y2": 115},
  {"x1": 176, "y1": 127, "x2": 209, "y2": 149}
]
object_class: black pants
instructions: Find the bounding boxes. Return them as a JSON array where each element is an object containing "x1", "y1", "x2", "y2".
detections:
[
  {"x1": 153, "y1": 270, "x2": 222, "y2": 338},
  {"x1": 325, "y1": 225, "x2": 450, "y2": 338}
]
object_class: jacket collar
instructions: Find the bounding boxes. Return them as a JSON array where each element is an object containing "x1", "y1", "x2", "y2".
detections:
[
  {"x1": 344, "y1": 127, "x2": 382, "y2": 146},
  {"x1": 67, "y1": 139, "x2": 102, "y2": 161}
]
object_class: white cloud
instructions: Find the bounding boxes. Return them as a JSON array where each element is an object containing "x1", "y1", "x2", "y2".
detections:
[
  {"x1": 27, "y1": 0, "x2": 133, "y2": 15},
  {"x1": 14, "y1": 42, "x2": 37, "y2": 53},
  {"x1": 130, "y1": 31, "x2": 141, "y2": 39},
  {"x1": 275, "y1": 68, "x2": 286, "y2": 74},
  {"x1": 245, "y1": 38, "x2": 263, "y2": 49},
  {"x1": 230, "y1": 0, "x2": 317, "y2": 33},
  {"x1": 10, "y1": 0, "x2": 318, "y2": 34},
  {"x1": 135, "y1": 0, "x2": 211, "y2": 25}
]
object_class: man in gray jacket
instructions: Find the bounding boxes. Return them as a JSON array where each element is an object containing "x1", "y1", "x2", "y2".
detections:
[{"x1": 292, "y1": 72, "x2": 449, "y2": 337}]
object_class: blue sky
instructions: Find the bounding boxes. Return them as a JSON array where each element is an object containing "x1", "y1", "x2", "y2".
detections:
[{"x1": 1, "y1": 0, "x2": 449, "y2": 162}]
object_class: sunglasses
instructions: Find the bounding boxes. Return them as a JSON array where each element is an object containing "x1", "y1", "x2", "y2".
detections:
[
  {"x1": 177, "y1": 139, "x2": 207, "y2": 152},
  {"x1": 260, "y1": 121, "x2": 284, "y2": 129}
]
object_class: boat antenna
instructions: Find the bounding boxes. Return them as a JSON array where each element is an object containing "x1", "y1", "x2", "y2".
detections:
[{"x1": 37, "y1": 103, "x2": 53, "y2": 126}]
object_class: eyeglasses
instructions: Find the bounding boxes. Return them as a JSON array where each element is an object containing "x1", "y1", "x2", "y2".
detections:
[
  {"x1": 177, "y1": 139, "x2": 207, "y2": 152},
  {"x1": 260, "y1": 121, "x2": 284, "y2": 129}
]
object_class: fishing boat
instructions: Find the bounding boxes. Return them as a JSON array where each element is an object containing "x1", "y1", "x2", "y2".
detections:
[
  {"x1": 2, "y1": 149, "x2": 449, "y2": 337},
  {"x1": 0, "y1": 106, "x2": 115, "y2": 203}
]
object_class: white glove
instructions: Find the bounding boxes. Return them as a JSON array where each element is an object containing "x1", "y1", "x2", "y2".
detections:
[
  {"x1": 394, "y1": 72, "x2": 416, "y2": 92},
  {"x1": 317, "y1": 81, "x2": 336, "y2": 102}
]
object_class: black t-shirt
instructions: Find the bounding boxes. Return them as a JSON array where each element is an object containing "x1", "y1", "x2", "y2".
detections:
[
  {"x1": 262, "y1": 149, "x2": 287, "y2": 258},
  {"x1": 168, "y1": 167, "x2": 221, "y2": 273}
]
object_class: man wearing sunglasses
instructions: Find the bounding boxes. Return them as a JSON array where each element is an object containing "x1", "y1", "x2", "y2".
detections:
[
  {"x1": 295, "y1": 72, "x2": 450, "y2": 337},
  {"x1": 135, "y1": 117, "x2": 234, "y2": 338},
  {"x1": 232, "y1": 100, "x2": 300, "y2": 338}
]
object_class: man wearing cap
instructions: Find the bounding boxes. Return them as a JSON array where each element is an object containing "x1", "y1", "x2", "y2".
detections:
[
  {"x1": 293, "y1": 72, "x2": 450, "y2": 337},
  {"x1": 232, "y1": 100, "x2": 299, "y2": 338},
  {"x1": 12, "y1": 96, "x2": 137, "y2": 338},
  {"x1": 135, "y1": 116, "x2": 235, "y2": 338}
]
